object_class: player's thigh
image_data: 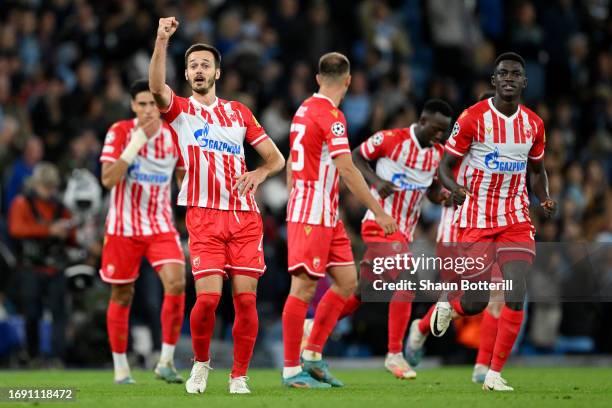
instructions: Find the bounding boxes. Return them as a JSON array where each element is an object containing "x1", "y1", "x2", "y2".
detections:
[
  {"x1": 100, "y1": 235, "x2": 146, "y2": 285},
  {"x1": 186, "y1": 207, "x2": 228, "y2": 281},
  {"x1": 288, "y1": 270, "x2": 319, "y2": 302},
  {"x1": 287, "y1": 222, "x2": 334, "y2": 279},
  {"x1": 194, "y1": 274, "x2": 223, "y2": 295},
  {"x1": 158, "y1": 262, "x2": 186, "y2": 295},
  {"x1": 226, "y1": 211, "x2": 266, "y2": 275},
  {"x1": 231, "y1": 274, "x2": 258, "y2": 295},
  {"x1": 327, "y1": 264, "x2": 358, "y2": 297}
]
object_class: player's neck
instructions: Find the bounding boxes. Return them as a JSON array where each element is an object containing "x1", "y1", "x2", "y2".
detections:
[
  {"x1": 191, "y1": 90, "x2": 217, "y2": 107},
  {"x1": 492, "y1": 95, "x2": 519, "y2": 117},
  {"x1": 316, "y1": 87, "x2": 342, "y2": 107},
  {"x1": 413, "y1": 126, "x2": 427, "y2": 148}
]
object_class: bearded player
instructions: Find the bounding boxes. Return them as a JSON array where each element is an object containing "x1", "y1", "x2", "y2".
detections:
[
  {"x1": 429, "y1": 52, "x2": 556, "y2": 391},
  {"x1": 150, "y1": 17, "x2": 285, "y2": 394},
  {"x1": 282, "y1": 52, "x2": 397, "y2": 388},
  {"x1": 100, "y1": 79, "x2": 186, "y2": 384}
]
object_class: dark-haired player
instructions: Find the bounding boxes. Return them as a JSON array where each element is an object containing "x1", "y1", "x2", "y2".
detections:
[
  {"x1": 431, "y1": 52, "x2": 556, "y2": 391},
  {"x1": 328, "y1": 99, "x2": 453, "y2": 380},
  {"x1": 150, "y1": 17, "x2": 285, "y2": 394},
  {"x1": 282, "y1": 52, "x2": 398, "y2": 388},
  {"x1": 100, "y1": 79, "x2": 186, "y2": 384}
]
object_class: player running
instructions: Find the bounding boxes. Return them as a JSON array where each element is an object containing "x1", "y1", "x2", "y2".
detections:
[
  {"x1": 430, "y1": 52, "x2": 556, "y2": 391},
  {"x1": 100, "y1": 79, "x2": 186, "y2": 385},
  {"x1": 282, "y1": 52, "x2": 398, "y2": 388},
  {"x1": 333, "y1": 100, "x2": 453, "y2": 380},
  {"x1": 149, "y1": 17, "x2": 285, "y2": 394}
]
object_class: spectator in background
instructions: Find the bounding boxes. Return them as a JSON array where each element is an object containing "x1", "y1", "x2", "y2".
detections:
[
  {"x1": 8, "y1": 163, "x2": 74, "y2": 366},
  {"x1": 3, "y1": 137, "x2": 44, "y2": 212}
]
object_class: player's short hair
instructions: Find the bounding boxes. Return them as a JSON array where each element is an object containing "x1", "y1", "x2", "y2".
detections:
[
  {"x1": 185, "y1": 43, "x2": 221, "y2": 68},
  {"x1": 318, "y1": 52, "x2": 350, "y2": 80},
  {"x1": 494, "y1": 52, "x2": 526, "y2": 70},
  {"x1": 129, "y1": 79, "x2": 151, "y2": 99},
  {"x1": 423, "y1": 99, "x2": 453, "y2": 118}
]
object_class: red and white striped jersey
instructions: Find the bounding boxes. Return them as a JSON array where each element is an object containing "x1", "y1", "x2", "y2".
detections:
[
  {"x1": 445, "y1": 98, "x2": 546, "y2": 229},
  {"x1": 160, "y1": 89, "x2": 269, "y2": 211},
  {"x1": 286, "y1": 93, "x2": 351, "y2": 227},
  {"x1": 100, "y1": 119, "x2": 182, "y2": 236},
  {"x1": 359, "y1": 125, "x2": 444, "y2": 242},
  {"x1": 435, "y1": 157, "x2": 466, "y2": 243}
]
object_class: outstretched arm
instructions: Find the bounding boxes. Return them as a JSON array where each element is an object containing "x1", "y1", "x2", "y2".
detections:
[{"x1": 149, "y1": 17, "x2": 179, "y2": 110}]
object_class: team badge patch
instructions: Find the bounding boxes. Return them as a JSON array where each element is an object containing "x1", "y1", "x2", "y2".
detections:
[
  {"x1": 450, "y1": 122, "x2": 460, "y2": 138},
  {"x1": 104, "y1": 131, "x2": 115, "y2": 144},
  {"x1": 192, "y1": 256, "x2": 200, "y2": 268},
  {"x1": 331, "y1": 121, "x2": 345, "y2": 137},
  {"x1": 313, "y1": 257, "x2": 321, "y2": 269},
  {"x1": 372, "y1": 132, "x2": 384, "y2": 146}
]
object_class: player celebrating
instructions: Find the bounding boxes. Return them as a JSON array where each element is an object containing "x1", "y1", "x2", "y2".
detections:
[
  {"x1": 336, "y1": 100, "x2": 453, "y2": 380},
  {"x1": 100, "y1": 79, "x2": 186, "y2": 385},
  {"x1": 282, "y1": 52, "x2": 397, "y2": 388},
  {"x1": 430, "y1": 52, "x2": 556, "y2": 391},
  {"x1": 149, "y1": 17, "x2": 285, "y2": 395}
]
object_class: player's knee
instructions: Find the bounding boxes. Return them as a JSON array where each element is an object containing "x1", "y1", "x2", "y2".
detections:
[
  {"x1": 486, "y1": 301, "x2": 503, "y2": 317},
  {"x1": 197, "y1": 293, "x2": 221, "y2": 312},
  {"x1": 164, "y1": 274, "x2": 186, "y2": 295},
  {"x1": 233, "y1": 292, "x2": 257, "y2": 311},
  {"x1": 111, "y1": 284, "x2": 134, "y2": 306}
]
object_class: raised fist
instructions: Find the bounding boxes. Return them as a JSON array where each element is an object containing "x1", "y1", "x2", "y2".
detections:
[{"x1": 157, "y1": 17, "x2": 179, "y2": 40}]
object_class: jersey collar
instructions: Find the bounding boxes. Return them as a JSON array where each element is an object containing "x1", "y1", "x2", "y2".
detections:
[
  {"x1": 487, "y1": 97, "x2": 521, "y2": 121},
  {"x1": 312, "y1": 93, "x2": 336, "y2": 107},
  {"x1": 189, "y1": 95, "x2": 219, "y2": 111}
]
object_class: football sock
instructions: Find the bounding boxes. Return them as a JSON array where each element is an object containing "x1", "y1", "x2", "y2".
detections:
[
  {"x1": 107, "y1": 301, "x2": 130, "y2": 354},
  {"x1": 190, "y1": 292, "x2": 221, "y2": 362},
  {"x1": 282, "y1": 295, "x2": 309, "y2": 368},
  {"x1": 339, "y1": 294, "x2": 361, "y2": 319},
  {"x1": 475, "y1": 310, "x2": 499, "y2": 366},
  {"x1": 160, "y1": 293, "x2": 185, "y2": 350},
  {"x1": 231, "y1": 292, "x2": 258, "y2": 378},
  {"x1": 418, "y1": 305, "x2": 435, "y2": 334},
  {"x1": 387, "y1": 291, "x2": 413, "y2": 354},
  {"x1": 304, "y1": 289, "x2": 347, "y2": 355},
  {"x1": 490, "y1": 306, "x2": 523, "y2": 372}
]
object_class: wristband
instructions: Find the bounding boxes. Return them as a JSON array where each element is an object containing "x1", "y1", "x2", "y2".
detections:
[{"x1": 119, "y1": 128, "x2": 148, "y2": 164}]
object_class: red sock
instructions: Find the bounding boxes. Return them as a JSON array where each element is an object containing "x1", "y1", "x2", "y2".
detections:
[
  {"x1": 305, "y1": 289, "x2": 347, "y2": 353},
  {"x1": 339, "y1": 294, "x2": 361, "y2": 319},
  {"x1": 475, "y1": 310, "x2": 499, "y2": 366},
  {"x1": 231, "y1": 293, "x2": 258, "y2": 378},
  {"x1": 490, "y1": 306, "x2": 523, "y2": 372},
  {"x1": 387, "y1": 291, "x2": 413, "y2": 353},
  {"x1": 161, "y1": 293, "x2": 185, "y2": 345},
  {"x1": 190, "y1": 292, "x2": 221, "y2": 362},
  {"x1": 449, "y1": 297, "x2": 466, "y2": 316},
  {"x1": 282, "y1": 295, "x2": 309, "y2": 367},
  {"x1": 418, "y1": 305, "x2": 435, "y2": 334},
  {"x1": 107, "y1": 301, "x2": 130, "y2": 353}
]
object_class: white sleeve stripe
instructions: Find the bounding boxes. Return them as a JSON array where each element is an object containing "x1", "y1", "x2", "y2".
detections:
[
  {"x1": 445, "y1": 145, "x2": 464, "y2": 157},
  {"x1": 359, "y1": 143, "x2": 371, "y2": 160},
  {"x1": 528, "y1": 151, "x2": 544, "y2": 160},
  {"x1": 330, "y1": 148, "x2": 351, "y2": 158},
  {"x1": 250, "y1": 133, "x2": 268, "y2": 145},
  {"x1": 100, "y1": 156, "x2": 117, "y2": 162}
]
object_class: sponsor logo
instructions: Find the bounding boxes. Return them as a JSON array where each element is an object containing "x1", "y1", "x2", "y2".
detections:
[
  {"x1": 391, "y1": 173, "x2": 427, "y2": 191},
  {"x1": 193, "y1": 122, "x2": 241, "y2": 155},
  {"x1": 484, "y1": 147, "x2": 526, "y2": 172},
  {"x1": 331, "y1": 122, "x2": 345, "y2": 137},
  {"x1": 127, "y1": 160, "x2": 170, "y2": 184}
]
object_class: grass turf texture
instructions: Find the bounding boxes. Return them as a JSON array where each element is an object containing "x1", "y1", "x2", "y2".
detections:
[{"x1": 1, "y1": 367, "x2": 611, "y2": 407}]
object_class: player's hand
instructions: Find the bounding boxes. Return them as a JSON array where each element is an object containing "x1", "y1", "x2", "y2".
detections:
[
  {"x1": 138, "y1": 118, "x2": 162, "y2": 139},
  {"x1": 234, "y1": 168, "x2": 268, "y2": 196},
  {"x1": 157, "y1": 17, "x2": 179, "y2": 40},
  {"x1": 49, "y1": 220, "x2": 70, "y2": 239},
  {"x1": 451, "y1": 186, "x2": 470, "y2": 207},
  {"x1": 441, "y1": 189, "x2": 453, "y2": 206},
  {"x1": 375, "y1": 179, "x2": 397, "y2": 199},
  {"x1": 540, "y1": 198, "x2": 557, "y2": 218},
  {"x1": 374, "y1": 212, "x2": 398, "y2": 235}
]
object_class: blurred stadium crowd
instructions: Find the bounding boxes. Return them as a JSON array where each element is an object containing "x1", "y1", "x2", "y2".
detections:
[{"x1": 0, "y1": 0, "x2": 610, "y2": 368}]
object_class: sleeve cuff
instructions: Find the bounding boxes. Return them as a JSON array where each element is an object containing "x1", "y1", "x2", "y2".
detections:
[
  {"x1": 330, "y1": 148, "x2": 351, "y2": 158},
  {"x1": 359, "y1": 143, "x2": 372, "y2": 160},
  {"x1": 100, "y1": 156, "x2": 118, "y2": 163},
  {"x1": 528, "y1": 151, "x2": 545, "y2": 161},
  {"x1": 250, "y1": 133, "x2": 269, "y2": 146},
  {"x1": 445, "y1": 145, "x2": 465, "y2": 157}
]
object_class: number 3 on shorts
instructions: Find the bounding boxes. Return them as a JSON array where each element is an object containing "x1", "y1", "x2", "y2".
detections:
[{"x1": 291, "y1": 123, "x2": 306, "y2": 172}]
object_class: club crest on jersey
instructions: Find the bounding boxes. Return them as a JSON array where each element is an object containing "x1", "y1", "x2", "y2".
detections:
[
  {"x1": 224, "y1": 104, "x2": 238, "y2": 122},
  {"x1": 524, "y1": 124, "x2": 533, "y2": 141},
  {"x1": 331, "y1": 122, "x2": 345, "y2": 137},
  {"x1": 484, "y1": 147, "x2": 526, "y2": 172}
]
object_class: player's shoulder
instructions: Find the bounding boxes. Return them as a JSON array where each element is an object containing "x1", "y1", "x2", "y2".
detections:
[
  {"x1": 519, "y1": 104, "x2": 544, "y2": 124},
  {"x1": 305, "y1": 94, "x2": 343, "y2": 118},
  {"x1": 379, "y1": 128, "x2": 408, "y2": 142},
  {"x1": 465, "y1": 99, "x2": 491, "y2": 117}
]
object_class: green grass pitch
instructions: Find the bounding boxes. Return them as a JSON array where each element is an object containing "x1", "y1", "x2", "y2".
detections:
[{"x1": 1, "y1": 367, "x2": 611, "y2": 407}]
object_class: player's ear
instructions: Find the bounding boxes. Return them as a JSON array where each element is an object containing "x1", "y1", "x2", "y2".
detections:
[
  {"x1": 522, "y1": 76, "x2": 528, "y2": 89},
  {"x1": 215, "y1": 68, "x2": 221, "y2": 80},
  {"x1": 490, "y1": 74, "x2": 496, "y2": 88},
  {"x1": 130, "y1": 99, "x2": 137, "y2": 114},
  {"x1": 315, "y1": 74, "x2": 322, "y2": 87},
  {"x1": 184, "y1": 70, "x2": 188, "y2": 81},
  {"x1": 345, "y1": 74, "x2": 352, "y2": 89}
]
